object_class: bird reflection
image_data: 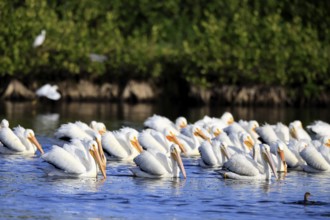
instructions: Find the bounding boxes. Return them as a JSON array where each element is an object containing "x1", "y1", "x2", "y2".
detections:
[{"x1": 33, "y1": 113, "x2": 60, "y2": 136}]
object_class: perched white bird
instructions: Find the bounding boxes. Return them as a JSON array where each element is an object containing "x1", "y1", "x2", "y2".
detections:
[
  {"x1": 218, "y1": 144, "x2": 278, "y2": 180},
  {"x1": 42, "y1": 139, "x2": 106, "y2": 178},
  {"x1": 102, "y1": 127, "x2": 143, "y2": 161},
  {"x1": 130, "y1": 144, "x2": 186, "y2": 178},
  {"x1": 89, "y1": 53, "x2": 107, "y2": 62},
  {"x1": 0, "y1": 119, "x2": 44, "y2": 155},
  {"x1": 33, "y1": 29, "x2": 46, "y2": 48},
  {"x1": 36, "y1": 84, "x2": 61, "y2": 100}
]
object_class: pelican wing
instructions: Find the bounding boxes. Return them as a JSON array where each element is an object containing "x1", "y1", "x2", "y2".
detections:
[
  {"x1": 300, "y1": 147, "x2": 330, "y2": 171},
  {"x1": 199, "y1": 141, "x2": 218, "y2": 167},
  {"x1": 102, "y1": 131, "x2": 129, "y2": 158},
  {"x1": 133, "y1": 151, "x2": 168, "y2": 176},
  {"x1": 42, "y1": 145, "x2": 86, "y2": 174},
  {"x1": 223, "y1": 154, "x2": 260, "y2": 176},
  {"x1": 307, "y1": 121, "x2": 330, "y2": 139},
  {"x1": 62, "y1": 140, "x2": 89, "y2": 168},
  {"x1": 256, "y1": 124, "x2": 278, "y2": 145},
  {"x1": 54, "y1": 123, "x2": 91, "y2": 140},
  {"x1": 0, "y1": 128, "x2": 26, "y2": 152},
  {"x1": 138, "y1": 131, "x2": 168, "y2": 154}
]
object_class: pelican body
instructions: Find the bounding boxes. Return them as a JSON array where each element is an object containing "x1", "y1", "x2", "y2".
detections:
[
  {"x1": 130, "y1": 144, "x2": 186, "y2": 179},
  {"x1": 0, "y1": 119, "x2": 44, "y2": 155},
  {"x1": 42, "y1": 139, "x2": 106, "y2": 178},
  {"x1": 218, "y1": 144, "x2": 278, "y2": 180},
  {"x1": 102, "y1": 127, "x2": 143, "y2": 161}
]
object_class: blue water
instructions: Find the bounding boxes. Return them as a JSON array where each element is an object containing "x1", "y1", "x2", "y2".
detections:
[{"x1": 0, "y1": 102, "x2": 330, "y2": 219}]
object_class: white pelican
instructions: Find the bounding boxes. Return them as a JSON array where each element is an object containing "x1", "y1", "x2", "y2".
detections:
[
  {"x1": 307, "y1": 121, "x2": 330, "y2": 140},
  {"x1": 42, "y1": 139, "x2": 106, "y2": 178},
  {"x1": 198, "y1": 140, "x2": 228, "y2": 168},
  {"x1": 54, "y1": 121, "x2": 107, "y2": 169},
  {"x1": 54, "y1": 121, "x2": 106, "y2": 141},
  {"x1": 196, "y1": 112, "x2": 234, "y2": 130},
  {"x1": 138, "y1": 128, "x2": 186, "y2": 155},
  {"x1": 130, "y1": 144, "x2": 186, "y2": 178},
  {"x1": 289, "y1": 120, "x2": 312, "y2": 141},
  {"x1": 178, "y1": 124, "x2": 211, "y2": 156},
  {"x1": 256, "y1": 124, "x2": 300, "y2": 169},
  {"x1": 33, "y1": 29, "x2": 46, "y2": 47},
  {"x1": 36, "y1": 84, "x2": 61, "y2": 101},
  {"x1": 102, "y1": 127, "x2": 143, "y2": 161},
  {"x1": 218, "y1": 144, "x2": 278, "y2": 180},
  {"x1": 239, "y1": 120, "x2": 260, "y2": 143},
  {"x1": 0, "y1": 119, "x2": 44, "y2": 155},
  {"x1": 272, "y1": 122, "x2": 290, "y2": 145},
  {"x1": 253, "y1": 141, "x2": 287, "y2": 173},
  {"x1": 317, "y1": 136, "x2": 330, "y2": 164},
  {"x1": 300, "y1": 144, "x2": 330, "y2": 173},
  {"x1": 143, "y1": 114, "x2": 187, "y2": 135}
]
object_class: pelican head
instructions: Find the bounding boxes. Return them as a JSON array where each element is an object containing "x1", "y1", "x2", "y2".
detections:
[
  {"x1": 289, "y1": 120, "x2": 303, "y2": 140},
  {"x1": 88, "y1": 140, "x2": 107, "y2": 179},
  {"x1": 221, "y1": 112, "x2": 234, "y2": 125},
  {"x1": 321, "y1": 136, "x2": 330, "y2": 147},
  {"x1": 170, "y1": 144, "x2": 186, "y2": 178},
  {"x1": 175, "y1": 117, "x2": 187, "y2": 129},
  {"x1": 249, "y1": 120, "x2": 259, "y2": 133},
  {"x1": 210, "y1": 125, "x2": 222, "y2": 137},
  {"x1": 0, "y1": 119, "x2": 9, "y2": 128},
  {"x1": 25, "y1": 129, "x2": 44, "y2": 155},
  {"x1": 240, "y1": 132, "x2": 254, "y2": 152},
  {"x1": 128, "y1": 132, "x2": 143, "y2": 153},
  {"x1": 90, "y1": 121, "x2": 107, "y2": 135},
  {"x1": 193, "y1": 126, "x2": 211, "y2": 142},
  {"x1": 261, "y1": 144, "x2": 278, "y2": 180},
  {"x1": 165, "y1": 129, "x2": 186, "y2": 155}
]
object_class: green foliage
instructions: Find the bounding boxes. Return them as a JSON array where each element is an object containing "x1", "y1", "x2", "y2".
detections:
[{"x1": 0, "y1": 0, "x2": 329, "y2": 96}]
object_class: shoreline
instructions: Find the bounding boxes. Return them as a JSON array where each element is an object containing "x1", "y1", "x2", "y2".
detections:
[{"x1": 1, "y1": 79, "x2": 329, "y2": 107}]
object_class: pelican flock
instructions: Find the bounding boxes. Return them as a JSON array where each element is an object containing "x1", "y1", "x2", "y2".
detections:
[{"x1": 1, "y1": 111, "x2": 330, "y2": 182}]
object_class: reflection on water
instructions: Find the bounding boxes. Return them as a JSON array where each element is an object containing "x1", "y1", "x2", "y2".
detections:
[
  {"x1": 1, "y1": 101, "x2": 330, "y2": 130},
  {"x1": 0, "y1": 101, "x2": 330, "y2": 219}
]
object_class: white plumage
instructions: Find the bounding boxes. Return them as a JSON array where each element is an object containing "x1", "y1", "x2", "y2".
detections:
[
  {"x1": 42, "y1": 139, "x2": 106, "y2": 178},
  {"x1": 218, "y1": 144, "x2": 278, "y2": 180},
  {"x1": 102, "y1": 127, "x2": 142, "y2": 161},
  {"x1": 33, "y1": 29, "x2": 46, "y2": 48},
  {"x1": 36, "y1": 84, "x2": 61, "y2": 100},
  {"x1": 0, "y1": 119, "x2": 44, "y2": 155},
  {"x1": 130, "y1": 144, "x2": 186, "y2": 178}
]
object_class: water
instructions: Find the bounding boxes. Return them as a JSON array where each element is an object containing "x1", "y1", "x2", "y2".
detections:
[{"x1": 0, "y1": 101, "x2": 330, "y2": 219}]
